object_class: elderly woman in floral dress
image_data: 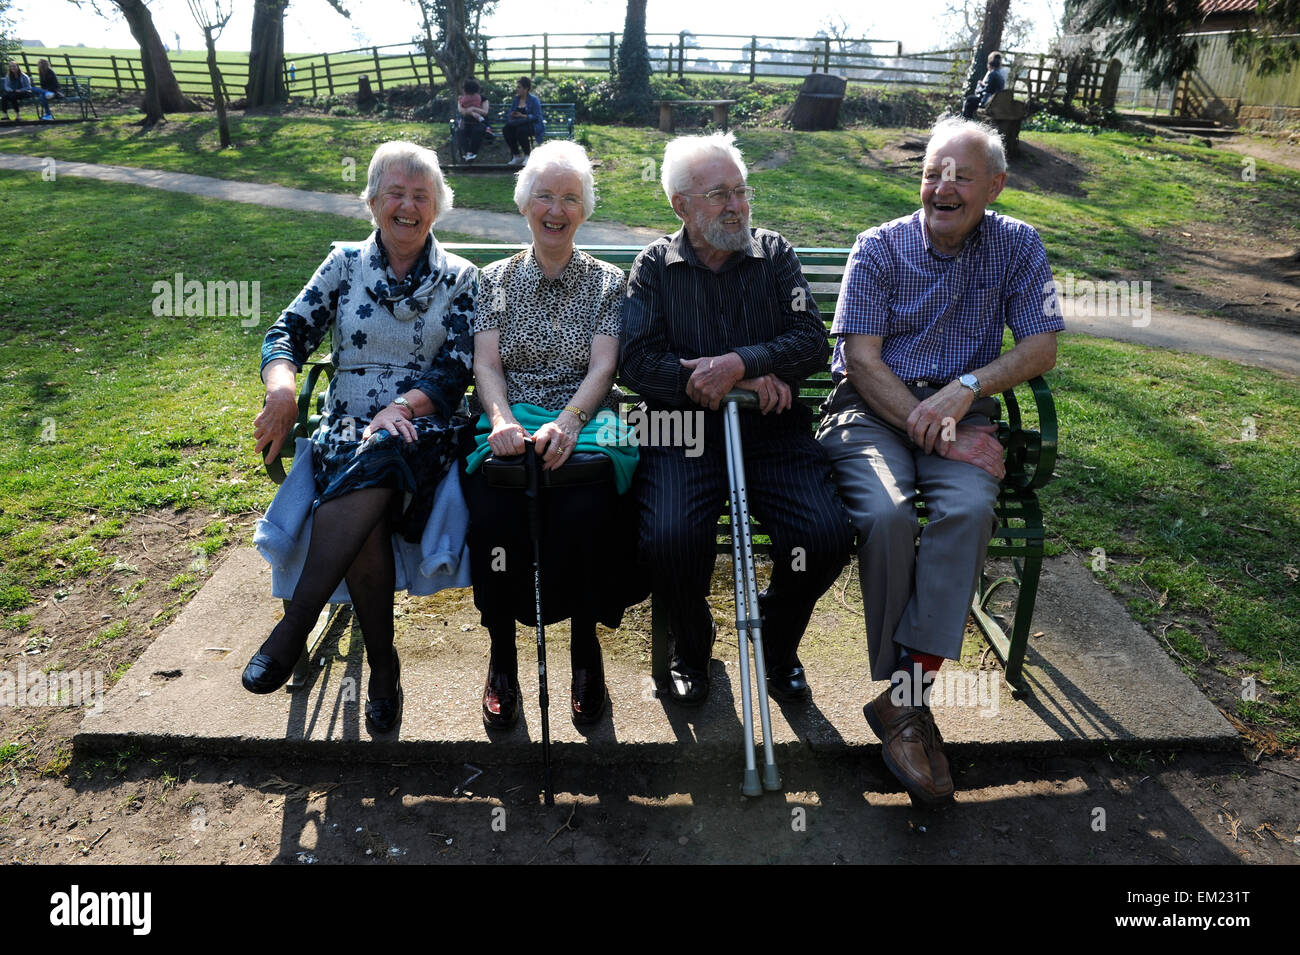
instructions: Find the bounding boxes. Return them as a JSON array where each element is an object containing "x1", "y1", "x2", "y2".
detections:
[{"x1": 248, "y1": 141, "x2": 476, "y2": 734}]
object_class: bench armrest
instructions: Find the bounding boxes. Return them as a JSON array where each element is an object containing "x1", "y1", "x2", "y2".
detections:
[
  {"x1": 999, "y1": 375, "x2": 1057, "y2": 492},
  {"x1": 262, "y1": 360, "x2": 334, "y2": 484}
]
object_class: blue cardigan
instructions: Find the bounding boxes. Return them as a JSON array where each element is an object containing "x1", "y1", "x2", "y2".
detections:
[{"x1": 510, "y1": 91, "x2": 545, "y2": 142}]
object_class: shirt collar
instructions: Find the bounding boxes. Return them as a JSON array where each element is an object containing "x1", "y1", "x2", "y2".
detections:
[
  {"x1": 524, "y1": 245, "x2": 585, "y2": 293},
  {"x1": 917, "y1": 209, "x2": 988, "y2": 260},
  {"x1": 665, "y1": 226, "x2": 763, "y2": 269}
]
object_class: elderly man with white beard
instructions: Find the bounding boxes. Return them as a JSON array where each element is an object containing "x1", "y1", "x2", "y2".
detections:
[{"x1": 620, "y1": 132, "x2": 854, "y2": 707}]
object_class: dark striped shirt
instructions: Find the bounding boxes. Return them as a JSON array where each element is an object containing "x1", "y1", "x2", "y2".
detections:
[{"x1": 620, "y1": 227, "x2": 828, "y2": 409}]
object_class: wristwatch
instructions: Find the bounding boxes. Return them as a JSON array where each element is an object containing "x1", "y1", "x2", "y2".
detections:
[
  {"x1": 958, "y1": 373, "x2": 982, "y2": 398},
  {"x1": 393, "y1": 395, "x2": 415, "y2": 416}
]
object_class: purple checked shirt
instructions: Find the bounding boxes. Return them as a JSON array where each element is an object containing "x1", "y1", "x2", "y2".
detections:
[{"x1": 830, "y1": 210, "x2": 1063, "y2": 383}]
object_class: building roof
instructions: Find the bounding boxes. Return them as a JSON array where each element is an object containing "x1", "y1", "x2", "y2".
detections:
[{"x1": 1200, "y1": 0, "x2": 1262, "y2": 15}]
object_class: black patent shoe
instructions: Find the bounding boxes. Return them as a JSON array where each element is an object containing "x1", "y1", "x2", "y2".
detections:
[
  {"x1": 666, "y1": 656, "x2": 710, "y2": 706},
  {"x1": 482, "y1": 661, "x2": 521, "y2": 730},
  {"x1": 241, "y1": 651, "x2": 295, "y2": 694},
  {"x1": 766, "y1": 657, "x2": 810, "y2": 703},
  {"x1": 571, "y1": 652, "x2": 607, "y2": 725},
  {"x1": 365, "y1": 649, "x2": 403, "y2": 734}
]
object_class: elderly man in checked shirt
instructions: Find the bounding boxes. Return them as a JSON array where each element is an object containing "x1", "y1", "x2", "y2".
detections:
[
  {"x1": 816, "y1": 117, "x2": 1063, "y2": 804},
  {"x1": 621, "y1": 131, "x2": 854, "y2": 707}
]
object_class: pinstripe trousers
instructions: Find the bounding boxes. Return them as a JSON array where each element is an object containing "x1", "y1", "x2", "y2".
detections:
[{"x1": 633, "y1": 406, "x2": 854, "y2": 670}]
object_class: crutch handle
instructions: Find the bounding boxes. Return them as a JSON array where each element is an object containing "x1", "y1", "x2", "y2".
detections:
[{"x1": 722, "y1": 388, "x2": 761, "y2": 409}]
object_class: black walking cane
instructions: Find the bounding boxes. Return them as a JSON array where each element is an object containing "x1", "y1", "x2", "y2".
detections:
[{"x1": 521, "y1": 439, "x2": 555, "y2": 807}]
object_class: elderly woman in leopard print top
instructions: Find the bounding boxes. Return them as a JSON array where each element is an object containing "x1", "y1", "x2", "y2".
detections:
[{"x1": 462, "y1": 140, "x2": 641, "y2": 732}]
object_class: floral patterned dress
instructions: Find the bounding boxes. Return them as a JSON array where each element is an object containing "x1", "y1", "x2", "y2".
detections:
[{"x1": 261, "y1": 231, "x2": 477, "y2": 540}]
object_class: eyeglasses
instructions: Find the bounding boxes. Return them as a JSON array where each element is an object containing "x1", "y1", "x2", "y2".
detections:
[
  {"x1": 531, "y1": 192, "x2": 584, "y2": 212},
  {"x1": 680, "y1": 186, "x2": 756, "y2": 206}
]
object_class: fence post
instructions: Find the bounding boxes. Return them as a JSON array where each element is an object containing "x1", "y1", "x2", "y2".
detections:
[
  {"x1": 324, "y1": 53, "x2": 334, "y2": 95},
  {"x1": 678, "y1": 32, "x2": 685, "y2": 78},
  {"x1": 408, "y1": 51, "x2": 418, "y2": 86},
  {"x1": 531, "y1": 45, "x2": 537, "y2": 76},
  {"x1": 609, "y1": 32, "x2": 616, "y2": 77},
  {"x1": 543, "y1": 33, "x2": 549, "y2": 76},
  {"x1": 111, "y1": 55, "x2": 122, "y2": 92},
  {"x1": 750, "y1": 35, "x2": 756, "y2": 82},
  {"x1": 823, "y1": 37, "x2": 831, "y2": 73},
  {"x1": 312, "y1": 62, "x2": 317, "y2": 97},
  {"x1": 480, "y1": 37, "x2": 489, "y2": 83},
  {"x1": 64, "y1": 53, "x2": 75, "y2": 85},
  {"x1": 127, "y1": 57, "x2": 140, "y2": 91},
  {"x1": 372, "y1": 47, "x2": 383, "y2": 92},
  {"x1": 21, "y1": 52, "x2": 31, "y2": 76}
]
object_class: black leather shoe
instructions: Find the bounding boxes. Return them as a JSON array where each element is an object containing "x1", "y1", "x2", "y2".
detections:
[
  {"x1": 767, "y1": 658, "x2": 810, "y2": 703},
  {"x1": 241, "y1": 651, "x2": 294, "y2": 694},
  {"x1": 365, "y1": 649, "x2": 403, "y2": 734},
  {"x1": 571, "y1": 653, "x2": 607, "y2": 725},
  {"x1": 666, "y1": 657, "x2": 710, "y2": 706},
  {"x1": 482, "y1": 661, "x2": 521, "y2": 730}
]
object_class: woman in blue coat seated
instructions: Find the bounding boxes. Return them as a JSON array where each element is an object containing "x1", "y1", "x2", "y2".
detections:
[
  {"x1": 504, "y1": 75, "x2": 545, "y2": 167},
  {"x1": 247, "y1": 141, "x2": 476, "y2": 734}
]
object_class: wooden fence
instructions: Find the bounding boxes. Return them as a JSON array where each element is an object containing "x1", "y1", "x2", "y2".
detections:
[{"x1": 22, "y1": 32, "x2": 976, "y2": 101}]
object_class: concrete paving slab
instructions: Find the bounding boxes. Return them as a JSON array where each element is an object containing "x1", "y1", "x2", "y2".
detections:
[{"x1": 76, "y1": 548, "x2": 1237, "y2": 763}]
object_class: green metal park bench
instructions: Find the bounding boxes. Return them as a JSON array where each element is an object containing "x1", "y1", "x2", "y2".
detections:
[
  {"x1": 446, "y1": 101, "x2": 576, "y2": 166},
  {"x1": 263, "y1": 242, "x2": 1058, "y2": 694}
]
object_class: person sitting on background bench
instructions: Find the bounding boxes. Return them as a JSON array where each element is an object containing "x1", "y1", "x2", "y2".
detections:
[
  {"x1": 962, "y1": 51, "x2": 1007, "y2": 119},
  {"x1": 504, "y1": 76, "x2": 544, "y2": 167},
  {"x1": 37, "y1": 60, "x2": 63, "y2": 107},
  {"x1": 3, "y1": 61, "x2": 51, "y2": 121},
  {"x1": 815, "y1": 116, "x2": 1062, "y2": 804},
  {"x1": 621, "y1": 131, "x2": 854, "y2": 707},
  {"x1": 456, "y1": 78, "x2": 489, "y2": 162}
]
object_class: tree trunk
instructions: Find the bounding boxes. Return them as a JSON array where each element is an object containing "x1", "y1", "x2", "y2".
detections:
[
  {"x1": 962, "y1": 0, "x2": 1010, "y2": 102},
  {"x1": 116, "y1": 0, "x2": 196, "y2": 116},
  {"x1": 430, "y1": 0, "x2": 476, "y2": 99},
  {"x1": 248, "y1": 0, "x2": 289, "y2": 107},
  {"x1": 203, "y1": 26, "x2": 232, "y2": 147},
  {"x1": 615, "y1": 0, "x2": 652, "y2": 119}
]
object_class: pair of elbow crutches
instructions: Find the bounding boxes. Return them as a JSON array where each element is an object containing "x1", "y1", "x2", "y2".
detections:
[{"x1": 721, "y1": 391, "x2": 782, "y2": 797}]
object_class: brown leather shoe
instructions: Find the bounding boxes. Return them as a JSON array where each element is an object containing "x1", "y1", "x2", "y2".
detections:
[
  {"x1": 863, "y1": 686, "x2": 954, "y2": 804},
  {"x1": 924, "y1": 711, "x2": 954, "y2": 796},
  {"x1": 482, "y1": 662, "x2": 520, "y2": 731}
]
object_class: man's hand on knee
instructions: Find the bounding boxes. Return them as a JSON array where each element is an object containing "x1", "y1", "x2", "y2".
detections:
[
  {"x1": 936, "y1": 423, "x2": 1005, "y2": 480},
  {"x1": 906, "y1": 383, "x2": 974, "y2": 453}
]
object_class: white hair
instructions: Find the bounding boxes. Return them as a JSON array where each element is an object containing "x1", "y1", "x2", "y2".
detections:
[
  {"x1": 660, "y1": 131, "x2": 748, "y2": 204},
  {"x1": 360, "y1": 141, "x2": 454, "y2": 226},
  {"x1": 925, "y1": 116, "x2": 1007, "y2": 176},
  {"x1": 512, "y1": 140, "x2": 597, "y2": 219}
]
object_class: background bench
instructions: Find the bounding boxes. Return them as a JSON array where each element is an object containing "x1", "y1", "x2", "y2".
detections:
[
  {"x1": 446, "y1": 101, "x2": 576, "y2": 166},
  {"x1": 265, "y1": 242, "x2": 1058, "y2": 694}
]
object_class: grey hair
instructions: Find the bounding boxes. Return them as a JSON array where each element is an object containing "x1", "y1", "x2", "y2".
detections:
[
  {"x1": 925, "y1": 116, "x2": 1007, "y2": 176},
  {"x1": 660, "y1": 130, "x2": 748, "y2": 205},
  {"x1": 512, "y1": 140, "x2": 597, "y2": 219},
  {"x1": 360, "y1": 141, "x2": 454, "y2": 226}
]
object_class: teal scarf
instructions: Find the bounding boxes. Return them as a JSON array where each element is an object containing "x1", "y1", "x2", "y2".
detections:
[{"x1": 464, "y1": 403, "x2": 639, "y2": 493}]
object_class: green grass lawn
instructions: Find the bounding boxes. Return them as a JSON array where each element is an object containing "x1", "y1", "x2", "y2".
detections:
[{"x1": 3, "y1": 113, "x2": 1298, "y2": 268}]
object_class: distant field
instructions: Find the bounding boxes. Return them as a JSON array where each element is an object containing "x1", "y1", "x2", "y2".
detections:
[{"x1": 18, "y1": 45, "x2": 838, "y2": 99}]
